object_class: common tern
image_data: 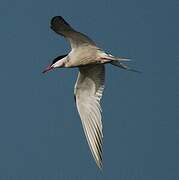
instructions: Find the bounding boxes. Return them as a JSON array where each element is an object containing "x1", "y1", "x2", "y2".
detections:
[{"x1": 43, "y1": 16, "x2": 137, "y2": 169}]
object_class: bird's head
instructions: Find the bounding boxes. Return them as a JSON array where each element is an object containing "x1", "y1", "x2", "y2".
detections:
[{"x1": 42, "y1": 54, "x2": 67, "y2": 73}]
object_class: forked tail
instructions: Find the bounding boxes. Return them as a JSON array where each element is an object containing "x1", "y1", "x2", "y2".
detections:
[
  {"x1": 110, "y1": 61, "x2": 141, "y2": 73},
  {"x1": 99, "y1": 51, "x2": 141, "y2": 73}
]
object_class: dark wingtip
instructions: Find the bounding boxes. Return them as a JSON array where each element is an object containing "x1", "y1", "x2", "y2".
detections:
[
  {"x1": 51, "y1": 16, "x2": 62, "y2": 24},
  {"x1": 50, "y1": 16, "x2": 70, "y2": 26}
]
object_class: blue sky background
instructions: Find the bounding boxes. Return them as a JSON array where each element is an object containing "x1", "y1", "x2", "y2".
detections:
[{"x1": 0, "y1": 0, "x2": 178, "y2": 179}]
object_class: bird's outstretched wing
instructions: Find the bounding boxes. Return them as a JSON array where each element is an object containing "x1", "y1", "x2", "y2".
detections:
[
  {"x1": 74, "y1": 64, "x2": 105, "y2": 169},
  {"x1": 51, "y1": 16, "x2": 96, "y2": 49}
]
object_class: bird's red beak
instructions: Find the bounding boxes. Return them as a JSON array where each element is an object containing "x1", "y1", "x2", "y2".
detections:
[{"x1": 42, "y1": 65, "x2": 54, "y2": 73}]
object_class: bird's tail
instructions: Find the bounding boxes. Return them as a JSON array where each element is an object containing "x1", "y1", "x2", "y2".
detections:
[
  {"x1": 98, "y1": 51, "x2": 141, "y2": 73},
  {"x1": 110, "y1": 61, "x2": 141, "y2": 73},
  {"x1": 98, "y1": 51, "x2": 131, "y2": 62}
]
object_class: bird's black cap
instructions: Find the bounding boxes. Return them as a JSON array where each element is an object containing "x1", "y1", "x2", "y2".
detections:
[{"x1": 51, "y1": 54, "x2": 67, "y2": 65}]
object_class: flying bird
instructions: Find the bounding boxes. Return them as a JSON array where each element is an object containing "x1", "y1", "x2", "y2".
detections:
[{"x1": 43, "y1": 16, "x2": 138, "y2": 169}]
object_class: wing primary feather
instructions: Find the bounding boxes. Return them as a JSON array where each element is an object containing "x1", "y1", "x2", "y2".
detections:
[
  {"x1": 74, "y1": 65, "x2": 105, "y2": 169},
  {"x1": 50, "y1": 16, "x2": 96, "y2": 49}
]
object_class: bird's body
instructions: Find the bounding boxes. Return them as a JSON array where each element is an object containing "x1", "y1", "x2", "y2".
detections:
[
  {"x1": 65, "y1": 46, "x2": 101, "y2": 67},
  {"x1": 43, "y1": 16, "x2": 138, "y2": 169}
]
